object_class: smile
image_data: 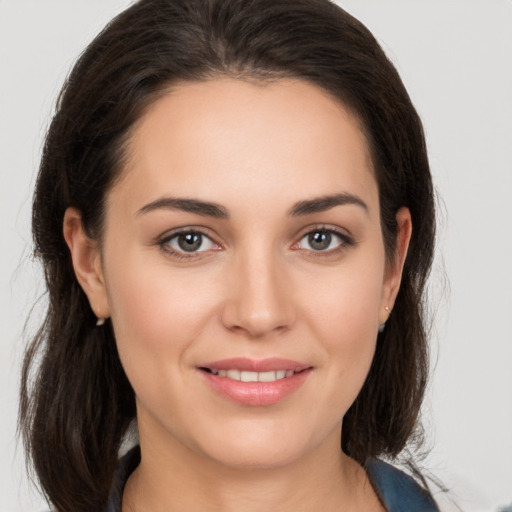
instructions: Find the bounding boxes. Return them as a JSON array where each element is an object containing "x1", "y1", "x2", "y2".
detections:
[
  {"x1": 199, "y1": 358, "x2": 312, "y2": 406},
  {"x1": 202, "y1": 368, "x2": 299, "y2": 382}
]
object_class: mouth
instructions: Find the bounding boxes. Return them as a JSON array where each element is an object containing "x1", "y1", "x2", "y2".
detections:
[
  {"x1": 199, "y1": 367, "x2": 307, "y2": 382},
  {"x1": 198, "y1": 358, "x2": 313, "y2": 406}
]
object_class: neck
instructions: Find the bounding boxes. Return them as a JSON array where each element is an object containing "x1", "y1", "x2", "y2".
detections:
[{"x1": 122, "y1": 422, "x2": 383, "y2": 512}]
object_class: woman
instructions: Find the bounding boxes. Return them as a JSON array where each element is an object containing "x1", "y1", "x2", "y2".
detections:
[{"x1": 19, "y1": 0, "x2": 438, "y2": 510}]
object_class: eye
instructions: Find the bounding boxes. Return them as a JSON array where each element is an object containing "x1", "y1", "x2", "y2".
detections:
[
  {"x1": 297, "y1": 229, "x2": 349, "y2": 252},
  {"x1": 162, "y1": 230, "x2": 218, "y2": 254}
]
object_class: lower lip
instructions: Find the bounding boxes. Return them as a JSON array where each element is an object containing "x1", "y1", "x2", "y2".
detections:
[{"x1": 200, "y1": 369, "x2": 311, "y2": 406}]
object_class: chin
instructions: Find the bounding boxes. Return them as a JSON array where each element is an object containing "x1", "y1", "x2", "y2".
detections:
[
  {"x1": 192, "y1": 421, "x2": 321, "y2": 470},
  {"x1": 206, "y1": 444, "x2": 303, "y2": 470}
]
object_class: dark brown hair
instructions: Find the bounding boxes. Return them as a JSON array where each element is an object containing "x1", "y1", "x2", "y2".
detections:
[{"x1": 20, "y1": 0, "x2": 436, "y2": 510}]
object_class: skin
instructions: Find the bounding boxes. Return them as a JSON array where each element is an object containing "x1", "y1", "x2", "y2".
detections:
[{"x1": 64, "y1": 78, "x2": 411, "y2": 511}]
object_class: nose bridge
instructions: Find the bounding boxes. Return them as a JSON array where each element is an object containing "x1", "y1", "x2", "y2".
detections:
[{"x1": 222, "y1": 241, "x2": 293, "y2": 337}]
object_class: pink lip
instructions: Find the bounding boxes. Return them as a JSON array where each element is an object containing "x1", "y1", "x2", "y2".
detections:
[
  {"x1": 200, "y1": 357, "x2": 310, "y2": 372},
  {"x1": 198, "y1": 358, "x2": 312, "y2": 406}
]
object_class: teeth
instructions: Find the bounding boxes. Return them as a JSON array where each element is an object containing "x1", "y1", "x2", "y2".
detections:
[
  {"x1": 258, "y1": 371, "x2": 276, "y2": 382},
  {"x1": 241, "y1": 371, "x2": 258, "y2": 382},
  {"x1": 226, "y1": 369, "x2": 241, "y2": 380},
  {"x1": 209, "y1": 369, "x2": 300, "y2": 382}
]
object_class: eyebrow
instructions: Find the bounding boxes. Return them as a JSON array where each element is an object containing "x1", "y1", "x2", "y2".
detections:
[
  {"x1": 288, "y1": 193, "x2": 368, "y2": 216},
  {"x1": 138, "y1": 197, "x2": 229, "y2": 218},
  {"x1": 137, "y1": 192, "x2": 368, "y2": 219}
]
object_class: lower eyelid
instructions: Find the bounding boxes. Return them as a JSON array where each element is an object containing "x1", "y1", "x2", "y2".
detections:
[
  {"x1": 158, "y1": 229, "x2": 220, "y2": 254},
  {"x1": 296, "y1": 229, "x2": 352, "y2": 249},
  {"x1": 157, "y1": 227, "x2": 353, "y2": 259}
]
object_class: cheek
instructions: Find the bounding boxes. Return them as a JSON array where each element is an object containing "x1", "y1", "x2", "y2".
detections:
[
  {"x1": 300, "y1": 258, "x2": 384, "y2": 340},
  {"x1": 102, "y1": 250, "x2": 217, "y2": 387},
  {"x1": 298, "y1": 261, "x2": 384, "y2": 408}
]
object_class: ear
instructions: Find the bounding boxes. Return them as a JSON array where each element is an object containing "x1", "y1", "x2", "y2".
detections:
[
  {"x1": 379, "y1": 207, "x2": 412, "y2": 324},
  {"x1": 63, "y1": 207, "x2": 110, "y2": 321}
]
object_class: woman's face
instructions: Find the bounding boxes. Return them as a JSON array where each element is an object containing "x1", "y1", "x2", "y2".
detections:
[{"x1": 70, "y1": 78, "x2": 410, "y2": 469}]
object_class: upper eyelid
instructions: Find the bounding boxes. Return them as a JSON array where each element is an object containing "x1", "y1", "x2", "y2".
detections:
[
  {"x1": 156, "y1": 224, "x2": 353, "y2": 249},
  {"x1": 159, "y1": 226, "x2": 219, "y2": 243},
  {"x1": 297, "y1": 229, "x2": 350, "y2": 246},
  {"x1": 299, "y1": 229, "x2": 348, "y2": 241},
  {"x1": 292, "y1": 226, "x2": 355, "y2": 255},
  {"x1": 158, "y1": 229, "x2": 221, "y2": 259},
  {"x1": 294, "y1": 224, "x2": 353, "y2": 241}
]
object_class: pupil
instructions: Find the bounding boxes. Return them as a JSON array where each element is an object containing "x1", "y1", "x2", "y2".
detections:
[
  {"x1": 309, "y1": 231, "x2": 331, "y2": 250},
  {"x1": 178, "y1": 233, "x2": 202, "y2": 252}
]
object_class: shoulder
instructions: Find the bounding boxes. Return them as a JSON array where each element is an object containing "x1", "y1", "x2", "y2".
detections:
[{"x1": 366, "y1": 458, "x2": 439, "y2": 512}]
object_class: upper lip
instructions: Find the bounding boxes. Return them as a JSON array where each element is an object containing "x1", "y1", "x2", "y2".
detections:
[{"x1": 199, "y1": 357, "x2": 311, "y2": 372}]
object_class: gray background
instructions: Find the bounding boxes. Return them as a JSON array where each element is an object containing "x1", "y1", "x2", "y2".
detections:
[{"x1": 1, "y1": 1, "x2": 511, "y2": 510}]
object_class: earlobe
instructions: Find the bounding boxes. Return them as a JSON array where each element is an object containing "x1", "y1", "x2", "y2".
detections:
[
  {"x1": 379, "y1": 207, "x2": 412, "y2": 323},
  {"x1": 63, "y1": 207, "x2": 110, "y2": 321}
]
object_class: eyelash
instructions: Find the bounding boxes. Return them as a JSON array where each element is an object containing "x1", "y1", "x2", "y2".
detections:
[
  {"x1": 294, "y1": 227, "x2": 354, "y2": 256},
  {"x1": 157, "y1": 226, "x2": 354, "y2": 261},
  {"x1": 158, "y1": 228, "x2": 220, "y2": 260}
]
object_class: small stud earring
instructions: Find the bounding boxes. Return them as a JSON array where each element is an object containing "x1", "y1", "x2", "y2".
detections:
[
  {"x1": 378, "y1": 306, "x2": 391, "y2": 333},
  {"x1": 96, "y1": 317, "x2": 105, "y2": 327}
]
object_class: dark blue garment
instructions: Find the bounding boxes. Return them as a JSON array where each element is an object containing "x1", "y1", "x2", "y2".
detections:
[
  {"x1": 366, "y1": 458, "x2": 439, "y2": 511},
  {"x1": 108, "y1": 446, "x2": 439, "y2": 511}
]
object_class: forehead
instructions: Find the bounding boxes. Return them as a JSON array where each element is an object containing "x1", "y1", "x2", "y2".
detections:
[{"x1": 113, "y1": 78, "x2": 378, "y2": 216}]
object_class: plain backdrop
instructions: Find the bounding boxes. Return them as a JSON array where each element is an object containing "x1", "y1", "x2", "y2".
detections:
[{"x1": 1, "y1": 1, "x2": 511, "y2": 511}]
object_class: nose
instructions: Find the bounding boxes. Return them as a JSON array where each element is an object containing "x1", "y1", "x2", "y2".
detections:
[{"x1": 221, "y1": 248, "x2": 295, "y2": 339}]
